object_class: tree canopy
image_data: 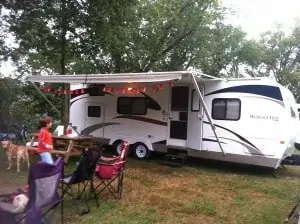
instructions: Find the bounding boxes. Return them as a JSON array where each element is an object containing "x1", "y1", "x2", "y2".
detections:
[
  {"x1": 236, "y1": 24, "x2": 300, "y2": 100},
  {"x1": 1, "y1": 0, "x2": 246, "y2": 76},
  {"x1": 0, "y1": 0, "x2": 300, "y2": 127}
]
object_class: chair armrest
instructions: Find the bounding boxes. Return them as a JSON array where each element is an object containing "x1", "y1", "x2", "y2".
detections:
[
  {"x1": 0, "y1": 193, "x2": 15, "y2": 198},
  {"x1": 97, "y1": 160, "x2": 125, "y2": 166},
  {"x1": 0, "y1": 185, "x2": 28, "y2": 198},
  {"x1": 61, "y1": 174, "x2": 72, "y2": 179},
  {"x1": 99, "y1": 156, "x2": 117, "y2": 161},
  {"x1": 0, "y1": 192, "x2": 22, "y2": 203},
  {"x1": 98, "y1": 157, "x2": 118, "y2": 164}
]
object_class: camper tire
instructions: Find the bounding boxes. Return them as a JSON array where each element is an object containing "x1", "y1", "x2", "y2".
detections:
[
  {"x1": 133, "y1": 143, "x2": 151, "y2": 160},
  {"x1": 112, "y1": 140, "x2": 123, "y2": 155}
]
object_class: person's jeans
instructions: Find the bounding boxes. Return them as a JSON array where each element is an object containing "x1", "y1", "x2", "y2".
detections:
[{"x1": 39, "y1": 152, "x2": 54, "y2": 164}]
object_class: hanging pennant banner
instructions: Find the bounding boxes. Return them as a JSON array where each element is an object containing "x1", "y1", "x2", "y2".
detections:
[
  {"x1": 168, "y1": 81, "x2": 174, "y2": 87},
  {"x1": 121, "y1": 88, "x2": 126, "y2": 94},
  {"x1": 152, "y1": 85, "x2": 159, "y2": 92},
  {"x1": 40, "y1": 81, "x2": 174, "y2": 95}
]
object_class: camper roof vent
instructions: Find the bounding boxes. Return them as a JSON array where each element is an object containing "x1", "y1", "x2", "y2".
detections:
[{"x1": 88, "y1": 84, "x2": 106, "y2": 96}]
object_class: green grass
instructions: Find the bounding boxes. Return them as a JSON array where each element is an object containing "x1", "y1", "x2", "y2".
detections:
[
  {"x1": 1, "y1": 146, "x2": 300, "y2": 224},
  {"x1": 183, "y1": 200, "x2": 218, "y2": 216}
]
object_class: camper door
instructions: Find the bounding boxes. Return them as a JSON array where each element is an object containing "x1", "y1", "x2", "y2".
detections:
[
  {"x1": 186, "y1": 85, "x2": 204, "y2": 150},
  {"x1": 167, "y1": 86, "x2": 189, "y2": 147},
  {"x1": 84, "y1": 103, "x2": 104, "y2": 135}
]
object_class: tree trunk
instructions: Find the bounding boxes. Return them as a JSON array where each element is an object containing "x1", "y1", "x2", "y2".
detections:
[{"x1": 61, "y1": 0, "x2": 69, "y2": 128}]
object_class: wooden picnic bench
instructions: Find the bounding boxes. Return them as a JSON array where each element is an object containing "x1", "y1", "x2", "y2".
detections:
[{"x1": 28, "y1": 133, "x2": 99, "y2": 164}]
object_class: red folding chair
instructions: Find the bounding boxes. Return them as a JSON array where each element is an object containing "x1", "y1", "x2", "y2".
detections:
[{"x1": 94, "y1": 140, "x2": 130, "y2": 199}]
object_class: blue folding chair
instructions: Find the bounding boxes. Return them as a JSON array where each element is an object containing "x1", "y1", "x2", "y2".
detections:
[{"x1": 0, "y1": 157, "x2": 64, "y2": 224}]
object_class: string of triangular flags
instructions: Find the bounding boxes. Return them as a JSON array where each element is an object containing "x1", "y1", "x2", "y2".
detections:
[{"x1": 37, "y1": 81, "x2": 174, "y2": 95}]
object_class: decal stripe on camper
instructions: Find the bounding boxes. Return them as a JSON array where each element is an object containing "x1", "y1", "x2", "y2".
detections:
[
  {"x1": 81, "y1": 122, "x2": 120, "y2": 135},
  {"x1": 113, "y1": 115, "x2": 167, "y2": 126},
  {"x1": 153, "y1": 139, "x2": 227, "y2": 145},
  {"x1": 70, "y1": 96, "x2": 89, "y2": 107},
  {"x1": 205, "y1": 85, "x2": 283, "y2": 101},
  {"x1": 203, "y1": 121, "x2": 262, "y2": 154}
]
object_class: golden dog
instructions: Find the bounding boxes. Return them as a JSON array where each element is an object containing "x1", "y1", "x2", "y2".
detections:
[{"x1": 1, "y1": 141, "x2": 30, "y2": 172}]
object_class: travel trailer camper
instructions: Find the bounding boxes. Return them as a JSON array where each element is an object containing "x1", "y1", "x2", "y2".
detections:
[{"x1": 27, "y1": 70, "x2": 299, "y2": 169}]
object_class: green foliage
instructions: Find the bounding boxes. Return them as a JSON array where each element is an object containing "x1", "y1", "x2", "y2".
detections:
[
  {"x1": 0, "y1": 0, "x2": 250, "y2": 127},
  {"x1": 2, "y1": 0, "x2": 246, "y2": 77},
  {"x1": 236, "y1": 23, "x2": 300, "y2": 100},
  {"x1": 0, "y1": 78, "x2": 61, "y2": 131},
  {"x1": 2, "y1": 0, "x2": 300, "y2": 113},
  {"x1": 198, "y1": 22, "x2": 247, "y2": 76},
  {"x1": 0, "y1": 78, "x2": 20, "y2": 130}
]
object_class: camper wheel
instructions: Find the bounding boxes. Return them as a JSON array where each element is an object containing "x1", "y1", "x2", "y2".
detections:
[
  {"x1": 112, "y1": 140, "x2": 123, "y2": 155},
  {"x1": 133, "y1": 143, "x2": 151, "y2": 160}
]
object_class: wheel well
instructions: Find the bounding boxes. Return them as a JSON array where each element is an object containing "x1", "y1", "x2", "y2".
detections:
[
  {"x1": 112, "y1": 139, "x2": 134, "y2": 155},
  {"x1": 133, "y1": 142, "x2": 147, "y2": 148},
  {"x1": 105, "y1": 139, "x2": 121, "y2": 154},
  {"x1": 110, "y1": 139, "x2": 153, "y2": 151},
  {"x1": 112, "y1": 139, "x2": 123, "y2": 145}
]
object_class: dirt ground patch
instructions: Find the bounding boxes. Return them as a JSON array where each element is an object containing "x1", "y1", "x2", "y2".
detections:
[
  {"x1": 0, "y1": 178, "x2": 19, "y2": 195},
  {"x1": 0, "y1": 148, "x2": 32, "y2": 195}
]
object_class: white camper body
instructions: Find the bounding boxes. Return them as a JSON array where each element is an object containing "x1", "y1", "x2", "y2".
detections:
[
  {"x1": 297, "y1": 104, "x2": 300, "y2": 119},
  {"x1": 27, "y1": 70, "x2": 299, "y2": 169}
]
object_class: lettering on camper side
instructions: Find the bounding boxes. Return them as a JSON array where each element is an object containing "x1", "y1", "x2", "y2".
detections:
[{"x1": 249, "y1": 114, "x2": 279, "y2": 122}]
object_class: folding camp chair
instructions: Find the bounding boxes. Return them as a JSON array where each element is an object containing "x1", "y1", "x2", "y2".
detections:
[
  {"x1": 94, "y1": 140, "x2": 130, "y2": 199},
  {"x1": 60, "y1": 147, "x2": 102, "y2": 215},
  {"x1": 284, "y1": 199, "x2": 300, "y2": 224},
  {"x1": 0, "y1": 157, "x2": 64, "y2": 224}
]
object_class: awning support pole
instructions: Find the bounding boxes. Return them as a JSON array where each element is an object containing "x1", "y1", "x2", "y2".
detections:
[
  {"x1": 30, "y1": 81, "x2": 61, "y2": 116},
  {"x1": 191, "y1": 74, "x2": 226, "y2": 155}
]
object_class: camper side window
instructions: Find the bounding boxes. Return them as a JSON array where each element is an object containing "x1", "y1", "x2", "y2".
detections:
[
  {"x1": 212, "y1": 98, "x2": 241, "y2": 121},
  {"x1": 191, "y1": 89, "x2": 200, "y2": 111},
  {"x1": 117, "y1": 97, "x2": 147, "y2": 115},
  {"x1": 88, "y1": 106, "x2": 101, "y2": 117}
]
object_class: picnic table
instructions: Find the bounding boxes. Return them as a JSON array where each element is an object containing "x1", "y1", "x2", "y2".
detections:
[{"x1": 27, "y1": 133, "x2": 99, "y2": 164}]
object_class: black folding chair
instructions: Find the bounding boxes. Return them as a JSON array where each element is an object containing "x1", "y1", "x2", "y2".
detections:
[
  {"x1": 0, "y1": 157, "x2": 64, "y2": 224},
  {"x1": 60, "y1": 147, "x2": 102, "y2": 215}
]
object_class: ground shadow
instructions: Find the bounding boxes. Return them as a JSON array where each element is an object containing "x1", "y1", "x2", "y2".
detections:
[{"x1": 137, "y1": 152, "x2": 295, "y2": 179}]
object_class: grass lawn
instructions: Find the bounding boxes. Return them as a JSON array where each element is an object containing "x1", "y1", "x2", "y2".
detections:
[{"x1": 1, "y1": 147, "x2": 300, "y2": 224}]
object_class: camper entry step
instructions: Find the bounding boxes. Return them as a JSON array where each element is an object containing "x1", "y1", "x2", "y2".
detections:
[{"x1": 163, "y1": 151, "x2": 188, "y2": 167}]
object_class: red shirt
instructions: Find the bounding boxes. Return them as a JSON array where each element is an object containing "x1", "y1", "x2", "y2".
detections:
[{"x1": 38, "y1": 127, "x2": 53, "y2": 153}]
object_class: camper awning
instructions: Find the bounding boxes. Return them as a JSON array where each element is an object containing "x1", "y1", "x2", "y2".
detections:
[{"x1": 26, "y1": 71, "x2": 187, "y2": 84}]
